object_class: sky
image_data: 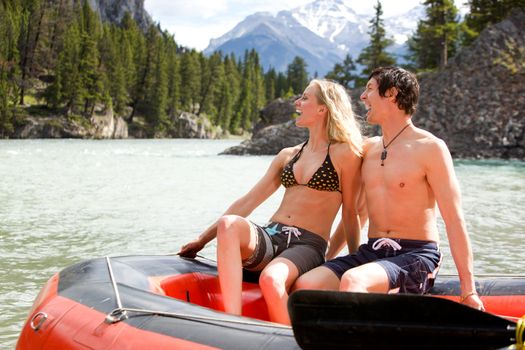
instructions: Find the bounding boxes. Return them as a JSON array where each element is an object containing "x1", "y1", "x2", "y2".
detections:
[{"x1": 144, "y1": 0, "x2": 468, "y2": 51}]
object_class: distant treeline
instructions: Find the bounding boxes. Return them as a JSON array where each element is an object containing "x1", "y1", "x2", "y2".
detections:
[
  {"x1": 0, "y1": 0, "x2": 523, "y2": 137},
  {"x1": 0, "y1": 0, "x2": 310, "y2": 136}
]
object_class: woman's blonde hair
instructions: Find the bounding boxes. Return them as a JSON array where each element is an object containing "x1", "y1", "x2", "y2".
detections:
[{"x1": 309, "y1": 79, "x2": 363, "y2": 156}]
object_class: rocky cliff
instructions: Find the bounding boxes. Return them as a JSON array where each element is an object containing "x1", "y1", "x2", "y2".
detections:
[
  {"x1": 222, "y1": 10, "x2": 525, "y2": 159},
  {"x1": 87, "y1": 0, "x2": 152, "y2": 30}
]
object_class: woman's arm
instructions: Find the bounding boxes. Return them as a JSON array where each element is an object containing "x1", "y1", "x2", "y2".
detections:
[{"x1": 179, "y1": 148, "x2": 291, "y2": 257}]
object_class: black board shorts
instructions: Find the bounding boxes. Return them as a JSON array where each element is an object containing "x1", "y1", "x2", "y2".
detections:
[
  {"x1": 324, "y1": 237, "x2": 442, "y2": 294},
  {"x1": 242, "y1": 222, "x2": 328, "y2": 276}
]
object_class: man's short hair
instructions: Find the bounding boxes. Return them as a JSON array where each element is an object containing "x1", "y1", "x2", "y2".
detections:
[{"x1": 369, "y1": 67, "x2": 419, "y2": 115}]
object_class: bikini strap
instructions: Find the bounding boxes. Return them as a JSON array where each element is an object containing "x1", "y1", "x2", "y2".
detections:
[{"x1": 292, "y1": 139, "x2": 309, "y2": 161}]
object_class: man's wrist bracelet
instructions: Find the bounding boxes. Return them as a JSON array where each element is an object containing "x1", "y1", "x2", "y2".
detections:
[{"x1": 460, "y1": 292, "x2": 479, "y2": 303}]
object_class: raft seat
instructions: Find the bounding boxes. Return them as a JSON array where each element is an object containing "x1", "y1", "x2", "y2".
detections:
[{"x1": 159, "y1": 273, "x2": 270, "y2": 321}]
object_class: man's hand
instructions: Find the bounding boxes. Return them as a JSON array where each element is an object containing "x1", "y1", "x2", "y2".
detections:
[
  {"x1": 179, "y1": 239, "x2": 205, "y2": 258},
  {"x1": 461, "y1": 292, "x2": 485, "y2": 311}
]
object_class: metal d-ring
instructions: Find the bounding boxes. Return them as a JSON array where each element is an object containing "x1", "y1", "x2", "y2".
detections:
[{"x1": 30, "y1": 311, "x2": 48, "y2": 331}]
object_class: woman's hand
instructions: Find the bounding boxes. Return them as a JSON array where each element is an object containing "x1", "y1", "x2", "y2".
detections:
[{"x1": 179, "y1": 239, "x2": 205, "y2": 258}]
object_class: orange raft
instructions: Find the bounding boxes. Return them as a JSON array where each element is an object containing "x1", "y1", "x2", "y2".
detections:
[{"x1": 17, "y1": 256, "x2": 525, "y2": 349}]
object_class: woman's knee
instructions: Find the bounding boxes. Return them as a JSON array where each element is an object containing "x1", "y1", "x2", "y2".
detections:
[
  {"x1": 259, "y1": 270, "x2": 286, "y2": 294},
  {"x1": 217, "y1": 215, "x2": 243, "y2": 240}
]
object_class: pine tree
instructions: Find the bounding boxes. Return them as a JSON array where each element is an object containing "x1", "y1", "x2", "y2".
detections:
[
  {"x1": 78, "y1": 32, "x2": 104, "y2": 116},
  {"x1": 138, "y1": 25, "x2": 163, "y2": 126},
  {"x1": 125, "y1": 14, "x2": 147, "y2": 122},
  {"x1": 18, "y1": 0, "x2": 45, "y2": 105},
  {"x1": 235, "y1": 50, "x2": 254, "y2": 132},
  {"x1": 99, "y1": 25, "x2": 127, "y2": 113},
  {"x1": 250, "y1": 49, "x2": 266, "y2": 128},
  {"x1": 216, "y1": 54, "x2": 240, "y2": 133},
  {"x1": 165, "y1": 34, "x2": 180, "y2": 118},
  {"x1": 325, "y1": 54, "x2": 358, "y2": 89},
  {"x1": 275, "y1": 72, "x2": 288, "y2": 97},
  {"x1": 356, "y1": 0, "x2": 396, "y2": 80},
  {"x1": 0, "y1": 2, "x2": 20, "y2": 136},
  {"x1": 198, "y1": 51, "x2": 223, "y2": 117},
  {"x1": 149, "y1": 33, "x2": 169, "y2": 131},
  {"x1": 462, "y1": 0, "x2": 525, "y2": 45},
  {"x1": 46, "y1": 22, "x2": 82, "y2": 113},
  {"x1": 286, "y1": 56, "x2": 309, "y2": 95},
  {"x1": 179, "y1": 49, "x2": 201, "y2": 114},
  {"x1": 264, "y1": 67, "x2": 277, "y2": 101},
  {"x1": 408, "y1": 0, "x2": 461, "y2": 70}
]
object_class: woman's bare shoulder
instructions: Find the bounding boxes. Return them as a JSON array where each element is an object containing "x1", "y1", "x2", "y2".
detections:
[{"x1": 330, "y1": 141, "x2": 362, "y2": 163}]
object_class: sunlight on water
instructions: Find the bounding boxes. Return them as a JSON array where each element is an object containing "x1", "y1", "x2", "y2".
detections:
[{"x1": 0, "y1": 139, "x2": 523, "y2": 348}]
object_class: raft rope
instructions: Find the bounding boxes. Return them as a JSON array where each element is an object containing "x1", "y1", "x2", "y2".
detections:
[
  {"x1": 103, "y1": 256, "x2": 290, "y2": 330},
  {"x1": 105, "y1": 256, "x2": 128, "y2": 323},
  {"x1": 106, "y1": 307, "x2": 291, "y2": 330},
  {"x1": 517, "y1": 315, "x2": 525, "y2": 350}
]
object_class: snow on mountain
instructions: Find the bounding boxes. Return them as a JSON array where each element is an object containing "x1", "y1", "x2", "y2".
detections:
[{"x1": 205, "y1": 0, "x2": 423, "y2": 76}]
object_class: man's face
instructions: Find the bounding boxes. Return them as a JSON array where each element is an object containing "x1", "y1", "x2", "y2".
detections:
[{"x1": 360, "y1": 78, "x2": 381, "y2": 125}]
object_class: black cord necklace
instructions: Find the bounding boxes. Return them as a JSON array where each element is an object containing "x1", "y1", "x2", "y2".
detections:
[{"x1": 381, "y1": 123, "x2": 411, "y2": 166}]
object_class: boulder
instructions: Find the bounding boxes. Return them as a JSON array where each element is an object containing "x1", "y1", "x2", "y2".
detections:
[
  {"x1": 221, "y1": 121, "x2": 308, "y2": 155},
  {"x1": 171, "y1": 112, "x2": 218, "y2": 139}
]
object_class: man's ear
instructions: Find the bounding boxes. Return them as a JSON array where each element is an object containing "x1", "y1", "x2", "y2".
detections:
[{"x1": 385, "y1": 87, "x2": 398, "y2": 101}]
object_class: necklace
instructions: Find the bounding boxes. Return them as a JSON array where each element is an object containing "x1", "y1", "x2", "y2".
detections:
[{"x1": 381, "y1": 123, "x2": 411, "y2": 166}]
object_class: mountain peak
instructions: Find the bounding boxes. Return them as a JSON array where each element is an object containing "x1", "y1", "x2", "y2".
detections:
[{"x1": 205, "y1": 0, "x2": 423, "y2": 75}]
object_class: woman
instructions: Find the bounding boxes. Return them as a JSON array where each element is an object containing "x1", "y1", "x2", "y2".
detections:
[{"x1": 179, "y1": 79, "x2": 363, "y2": 325}]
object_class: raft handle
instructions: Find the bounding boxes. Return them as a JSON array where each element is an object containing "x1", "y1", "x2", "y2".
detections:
[{"x1": 30, "y1": 311, "x2": 48, "y2": 331}]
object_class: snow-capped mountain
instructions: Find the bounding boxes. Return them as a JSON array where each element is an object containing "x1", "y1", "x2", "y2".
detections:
[{"x1": 204, "y1": 0, "x2": 423, "y2": 76}]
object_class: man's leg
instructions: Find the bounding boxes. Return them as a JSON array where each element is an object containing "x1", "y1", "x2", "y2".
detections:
[{"x1": 339, "y1": 262, "x2": 390, "y2": 293}]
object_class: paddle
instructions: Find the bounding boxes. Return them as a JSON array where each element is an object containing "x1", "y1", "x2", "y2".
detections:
[{"x1": 288, "y1": 290, "x2": 520, "y2": 350}]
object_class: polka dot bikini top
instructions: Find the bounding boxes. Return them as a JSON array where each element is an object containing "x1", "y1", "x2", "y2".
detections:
[{"x1": 280, "y1": 140, "x2": 341, "y2": 193}]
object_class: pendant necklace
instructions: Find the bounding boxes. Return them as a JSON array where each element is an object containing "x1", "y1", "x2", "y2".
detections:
[{"x1": 381, "y1": 123, "x2": 411, "y2": 166}]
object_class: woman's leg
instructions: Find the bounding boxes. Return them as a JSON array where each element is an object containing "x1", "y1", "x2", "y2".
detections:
[
  {"x1": 258, "y1": 257, "x2": 299, "y2": 325},
  {"x1": 216, "y1": 215, "x2": 257, "y2": 315},
  {"x1": 292, "y1": 265, "x2": 341, "y2": 291}
]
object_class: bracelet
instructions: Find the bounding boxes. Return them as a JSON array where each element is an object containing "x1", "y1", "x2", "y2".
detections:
[{"x1": 460, "y1": 291, "x2": 479, "y2": 303}]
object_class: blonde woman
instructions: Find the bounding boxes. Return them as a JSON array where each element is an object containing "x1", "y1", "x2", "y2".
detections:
[{"x1": 179, "y1": 79, "x2": 363, "y2": 324}]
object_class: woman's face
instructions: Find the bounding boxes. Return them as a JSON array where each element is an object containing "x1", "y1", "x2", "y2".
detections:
[{"x1": 294, "y1": 85, "x2": 326, "y2": 127}]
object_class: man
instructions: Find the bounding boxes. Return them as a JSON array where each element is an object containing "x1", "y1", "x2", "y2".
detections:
[{"x1": 293, "y1": 67, "x2": 484, "y2": 310}]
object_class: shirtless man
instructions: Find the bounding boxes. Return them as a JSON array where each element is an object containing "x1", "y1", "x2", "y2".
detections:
[{"x1": 294, "y1": 67, "x2": 484, "y2": 310}]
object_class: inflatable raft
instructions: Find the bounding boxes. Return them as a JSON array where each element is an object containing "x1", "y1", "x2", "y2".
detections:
[{"x1": 16, "y1": 255, "x2": 525, "y2": 349}]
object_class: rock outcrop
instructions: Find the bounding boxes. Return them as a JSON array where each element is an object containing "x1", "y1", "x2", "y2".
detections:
[
  {"x1": 221, "y1": 121, "x2": 308, "y2": 155},
  {"x1": 87, "y1": 0, "x2": 152, "y2": 30},
  {"x1": 415, "y1": 9, "x2": 525, "y2": 159},
  {"x1": 90, "y1": 108, "x2": 128, "y2": 139},
  {"x1": 252, "y1": 97, "x2": 298, "y2": 135},
  {"x1": 171, "y1": 112, "x2": 220, "y2": 139},
  {"x1": 14, "y1": 108, "x2": 128, "y2": 139}
]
